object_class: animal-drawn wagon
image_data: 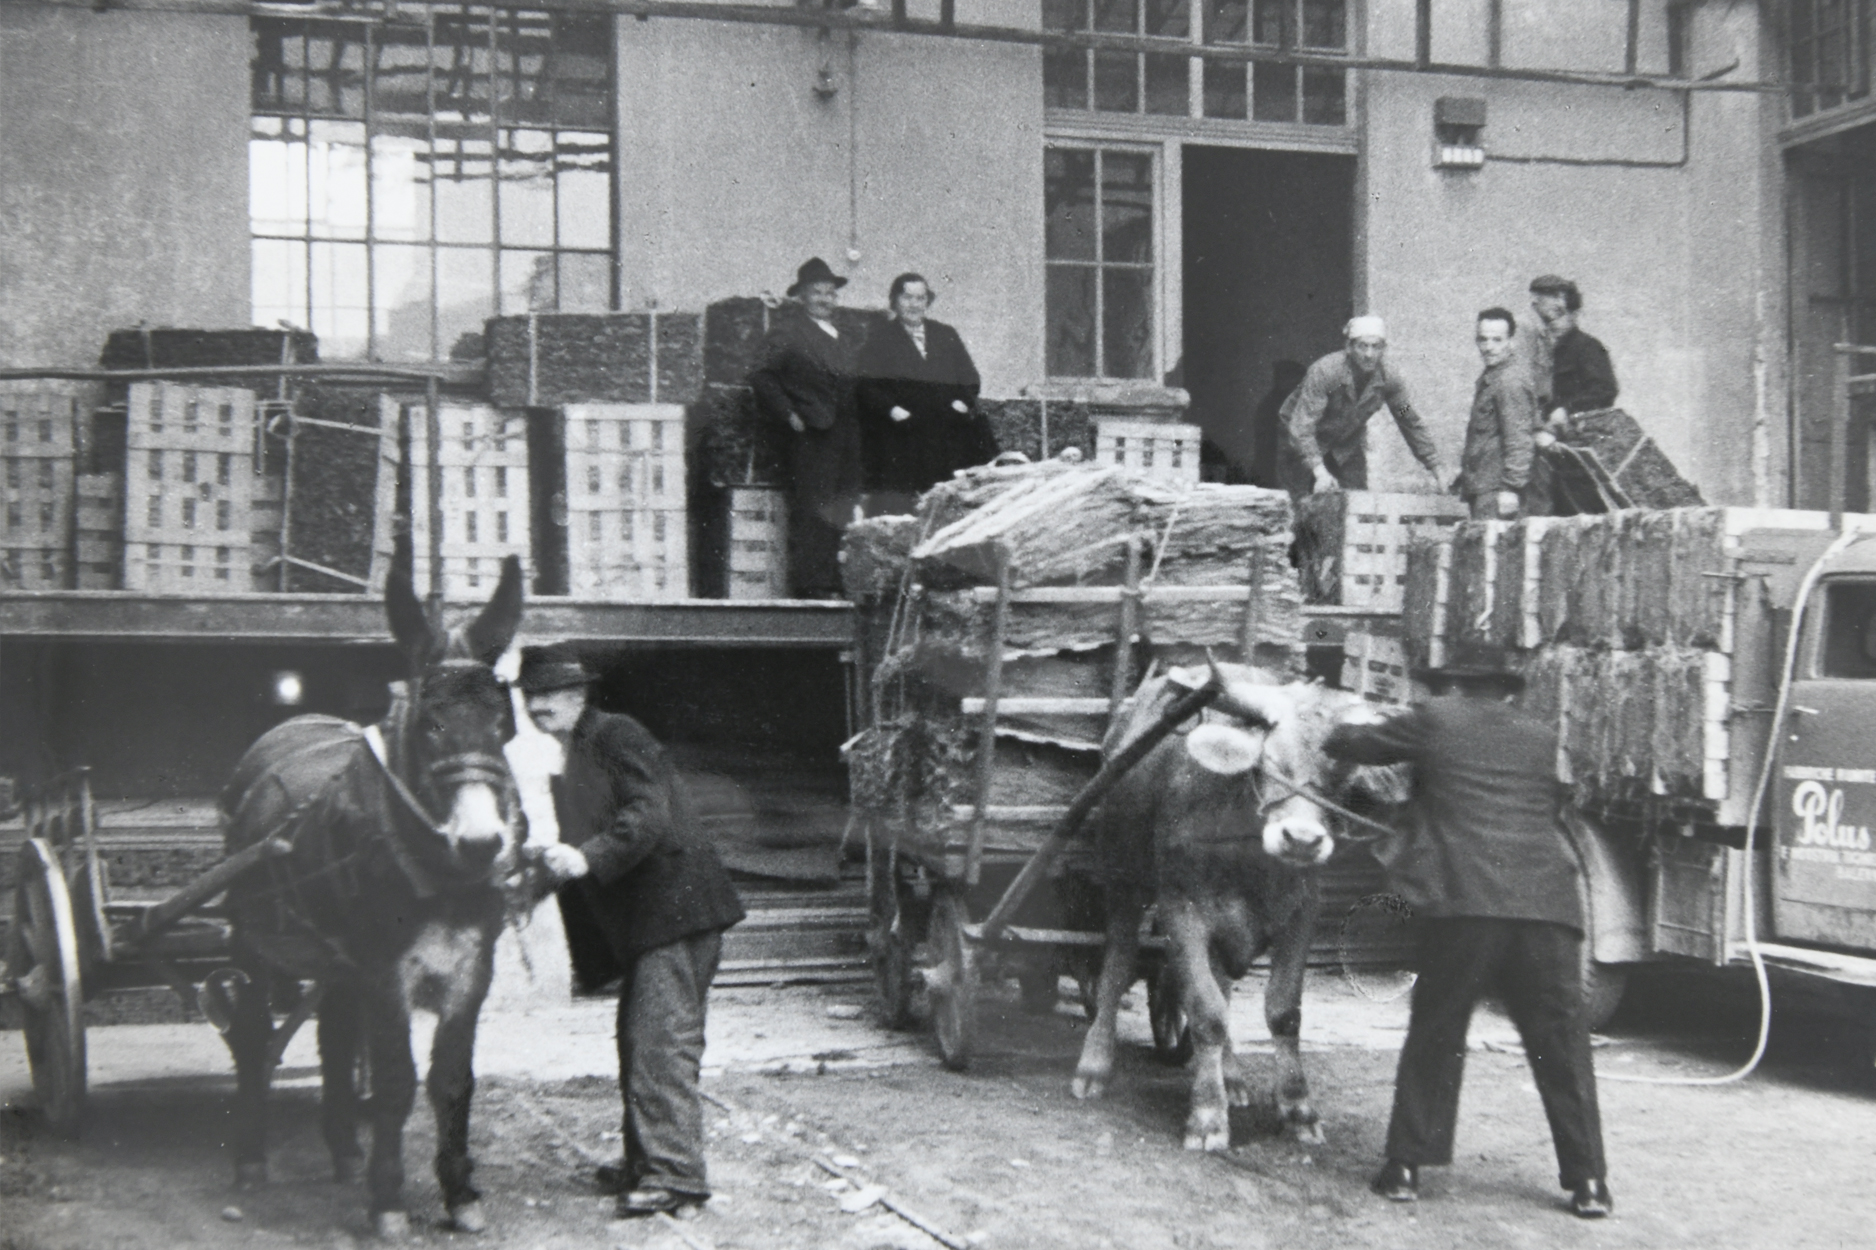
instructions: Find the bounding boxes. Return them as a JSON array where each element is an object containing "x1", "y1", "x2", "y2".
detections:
[
  {"x1": 2, "y1": 560, "x2": 531, "y2": 1237},
  {"x1": 841, "y1": 460, "x2": 1410, "y2": 1088}
]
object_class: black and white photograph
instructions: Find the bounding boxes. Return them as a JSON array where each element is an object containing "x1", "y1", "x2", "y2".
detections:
[{"x1": 2, "y1": 2, "x2": 1875, "y2": 1247}]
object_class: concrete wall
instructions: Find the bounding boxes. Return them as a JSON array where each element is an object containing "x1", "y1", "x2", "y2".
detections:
[
  {"x1": 1356, "y1": 0, "x2": 1781, "y2": 506},
  {"x1": 615, "y1": 1, "x2": 1045, "y2": 395},
  {"x1": 0, "y1": 6, "x2": 250, "y2": 369}
]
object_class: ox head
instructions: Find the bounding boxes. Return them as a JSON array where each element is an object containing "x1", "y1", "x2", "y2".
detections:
[
  {"x1": 385, "y1": 556, "x2": 524, "y2": 876},
  {"x1": 1165, "y1": 664, "x2": 1405, "y2": 868}
]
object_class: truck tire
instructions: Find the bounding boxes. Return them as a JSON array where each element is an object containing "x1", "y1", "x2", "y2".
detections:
[{"x1": 1583, "y1": 959, "x2": 1630, "y2": 1032}]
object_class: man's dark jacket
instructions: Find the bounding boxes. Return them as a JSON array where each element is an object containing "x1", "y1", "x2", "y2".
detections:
[
  {"x1": 554, "y1": 708, "x2": 744, "y2": 991},
  {"x1": 1549, "y1": 327, "x2": 1619, "y2": 415},
  {"x1": 1323, "y1": 696, "x2": 1583, "y2": 930},
  {"x1": 748, "y1": 305, "x2": 859, "y2": 432}
]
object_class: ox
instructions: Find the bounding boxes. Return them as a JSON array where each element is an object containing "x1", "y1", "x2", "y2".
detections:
[{"x1": 1071, "y1": 663, "x2": 1405, "y2": 1152}]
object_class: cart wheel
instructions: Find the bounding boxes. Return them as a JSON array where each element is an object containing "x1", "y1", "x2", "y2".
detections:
[
  {"x1": 12, "y1": 839, "x2": 88, "y2": 1138},
  {"x1": 1148, "y1": 964, "x2": 1192, "y2": 1064},
  {"x1": 925, "y1": 891, "x2": 976, "y2": 1071}
]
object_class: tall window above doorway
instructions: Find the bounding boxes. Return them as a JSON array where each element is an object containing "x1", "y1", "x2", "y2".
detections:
[
  {"x1": 1045, "y1": 146, "x2": 1156, "y2": 380},
  {"x1": 1043, "y1": 0, "x2": 1348, "y2": 126},
  {"x1": 1786, "y1": 0, "x2": 1872, "y2": 119},
  {"x1": 250, "y1": 5, "x2": 614, "y2": 362}
]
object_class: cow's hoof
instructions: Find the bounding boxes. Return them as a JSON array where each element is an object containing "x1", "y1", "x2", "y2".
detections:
[
  {"x1": 1288, "y1": 1118, "x2": 1326, "y2": 1146},
  {"x1": 372, "y1": 1210, "x2": 412, "y2": 1240},
  {"x1": 445, "y1": 1201, "x2": 488, "y2": 1233},
  {"x1": 332, "y1": 1155, "x2": 363, "y2": 1183},
  {"x1": 1183, "y1": 1112, "x2": 1230, "y2": 1153},
  {"x1": 1070, "y1": 1073, "x2": 1106, "y2": 1100},
  {"x1": 1224, "y1": 1074, "x2": 1253, "y2": 1108},
  {"x1": 233, "y1": 1162, "x2": 268, "y2": 1190}
]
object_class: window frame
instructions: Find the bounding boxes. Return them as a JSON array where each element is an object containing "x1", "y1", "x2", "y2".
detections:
[
  {"x1": 1043, "y1": 138, "x2": 1169, "y2": 383},
  {"x1": 249, "y1": 4, "x2": 617, "y2": 362},
  {"x1": 1786, "y1": 0, "x2": 1873, "y2": 122}
]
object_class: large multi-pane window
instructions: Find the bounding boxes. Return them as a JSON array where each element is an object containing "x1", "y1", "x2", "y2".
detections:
[
  {"x1": 250, "y1": 6, "x2": 613, "y2": 361},
  {"x1": 1045, "y1": 147, "x2": 1156, "y2": 379},
  {"x1": 1787, "y1": 0, "x2": 1872, "y2": 119},
  {"x1": 1044, "y1": 0, "x2": 1347, "y2": 126}
]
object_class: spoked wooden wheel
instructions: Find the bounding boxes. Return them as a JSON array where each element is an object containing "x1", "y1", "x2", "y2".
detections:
[
  {"x1": 1148, "y1": 962, "x2": 1192, "y2": 1064},
  {"x1": 12, "y1": 839, "x2": 88, "y2": 1137},
  {"x1": 924, "y1": 890, "x2": 977, "y2": 1071}
]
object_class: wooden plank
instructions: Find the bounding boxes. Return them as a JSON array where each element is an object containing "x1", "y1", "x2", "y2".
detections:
[{"x1": 959, "y1": 697, "x2": 1113, "y2": 715}]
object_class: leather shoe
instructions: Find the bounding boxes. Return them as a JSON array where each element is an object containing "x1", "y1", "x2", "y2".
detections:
[
  {"x1": 1370, "y1": 1159, "x2": 1419, "y2": 1202},
  {"x1": 592, "y1": 1161, "x2": 630, "y2": 1194},
  {"x1": 616, "y1": 1187, "x2": 703, "y2": 1219},
  {"x1": 1569, "y1": 1179, "x2": 1613, "y2": 1219}
]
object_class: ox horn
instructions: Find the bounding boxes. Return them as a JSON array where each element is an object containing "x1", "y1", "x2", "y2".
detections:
[{"x1": 1212, "y1": 681, "x2": 1292, "y2": 729}]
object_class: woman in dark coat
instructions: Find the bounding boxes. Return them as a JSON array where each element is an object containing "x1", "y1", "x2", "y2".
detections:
[
  {"x1": 747, "y1": 257, "x2": 865, "y2": 597},
  {"x1": 855, "y1": 272, "x2": 998, "y2": 512}
]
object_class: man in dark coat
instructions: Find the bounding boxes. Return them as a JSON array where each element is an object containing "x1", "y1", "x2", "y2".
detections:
[
  {"x1": 518, "y1": 648, "x2": 745, "y2": 1219},
  {"x1": 854, "y1": 271, "x2": 997, "y2": 512},
  {"x1": 1278, "y1": 315, "x2": 1447, "y2": 498},
  {"x1": 748, "y1": 257, "x2": 865, "y2": 596},
  {"x1": 1323, "y1": 654, "x2": 1611, "y2": 1220},
  {"x1": 1523, "y1": 275, "x2": 1618, "y2": 515}
]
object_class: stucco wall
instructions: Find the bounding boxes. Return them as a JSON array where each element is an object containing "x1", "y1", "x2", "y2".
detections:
[
  {"x1": 0, "y1": 6, "x2": 250, "y2": 369},
  {"x1": 1356, "y1": 0, "x2": 1778, "y2": 506},
  {"x1": 615, "y1": 3, "x2": 1045, "y2": 395}
]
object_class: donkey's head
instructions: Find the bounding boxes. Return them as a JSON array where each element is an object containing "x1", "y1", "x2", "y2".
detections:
[{"x1": 385, "y1": 557, "x2": 524, "y2": 876}]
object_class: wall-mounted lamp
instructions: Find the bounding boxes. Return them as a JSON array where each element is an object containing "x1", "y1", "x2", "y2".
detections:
[
  {"x1": 1433, "y1": 97, "x2": 1487, "y2": 170},
  {"x1": 269, "y1": 670, "x2": 306, "y2": 707}
]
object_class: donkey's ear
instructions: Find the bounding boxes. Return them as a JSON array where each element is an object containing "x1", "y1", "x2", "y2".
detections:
[
  {"x1": 386, "y1": 563, "x2": 438, "y2": 660},
  {"x1": 463, "y1": 556, "x2": 524, "y2": 667}
]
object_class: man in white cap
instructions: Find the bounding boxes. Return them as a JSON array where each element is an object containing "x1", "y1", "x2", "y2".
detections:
[{"x1": 1278, "y1": 315, "x2": 1445, "y2": 498}]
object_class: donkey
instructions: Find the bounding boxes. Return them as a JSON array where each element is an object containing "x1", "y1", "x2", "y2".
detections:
[{"x1": 218, "y1": 557, "x2": 524, "y2": 1237}]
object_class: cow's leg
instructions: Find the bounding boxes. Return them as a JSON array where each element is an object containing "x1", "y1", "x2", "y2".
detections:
[
  {"x1": 428, "y1": 925, "x2": 498, "y2": 1233},
  {"x1": 226, "y1": 960, "x2": 277, "y2": 1188},
  {"x1": 362, "y1": 975, "x2": 419, "y2": 1238},
  {"x1": 1213, "y1": 954, "x2": 1253, "y2": 1109},
  {"x1": 1265, "y1": 917, "x2": 1322, "y2": 1144},
  {"x1": 318, "y1": 980, "x2": 365, "y2": 1181},
  {"x1": 1165, "y1": 900, "x2": 1232, "y2": 1152},
  {"x1": 1071, "y1": 891, "x2": 1145, "y2": 1101}
]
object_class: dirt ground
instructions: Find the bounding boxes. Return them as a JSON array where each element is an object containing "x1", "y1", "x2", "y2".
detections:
[{"x1": 4, "y1": 966, "x2": 1875, "y2": 1250}]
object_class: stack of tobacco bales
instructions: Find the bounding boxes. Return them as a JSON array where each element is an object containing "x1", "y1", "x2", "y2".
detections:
[
  {"x1": 1548, "y1": 408, "x2": 1704, "y2": 512},
  {"x1": 485, "y1": 311, "x2": 703, "y2": 408},
  {"x1": 842, "y1": 460, "x2": 1300, "y2": 853},
  {"x1": 281, "y1": 386, "x2": 398, "y2": 593},
  {"x1": 1403, "y1": 507, "x2": 1848, "y2": 821}
]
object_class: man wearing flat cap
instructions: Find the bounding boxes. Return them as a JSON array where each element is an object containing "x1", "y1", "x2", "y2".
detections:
[
  {"x1": 1278, "y1": 315, "x2": 1447, "y2": 499},
  {"x1": 748, "y1": 257, "x2": 865, "y2": 597},
  {"x1": 1323, "y1": 648, "x2": 1611, "y2": 1220},
  {"x1": 1526, "y1": 275, "x2": 1618, "y2": 424},
  {"x1": 517, "y1": 646, "x2": 744, "y2": 1219}
]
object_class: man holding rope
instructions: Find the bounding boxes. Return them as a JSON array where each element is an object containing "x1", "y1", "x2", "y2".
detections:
[{"x1": 1323, "y1": 648, "x2": 1612, "y2": 1220}]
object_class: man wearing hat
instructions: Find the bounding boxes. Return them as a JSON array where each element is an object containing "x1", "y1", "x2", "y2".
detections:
[
  {"x1": 517, "y1": 647, "x2": 745, "y2": 1219},
  {"x1": 1526, "y1": 274, "x2": 1618, "y2": 424},
  {"x1": 1278, "y1": 315, "x2": 1447, "y2": 499},
  {"x1": 1323, "y1": 647, "x2": 1611, "y2": 1219},
  {"x1": 748, "y1": 257, "x2": 865, "y2": 597}
]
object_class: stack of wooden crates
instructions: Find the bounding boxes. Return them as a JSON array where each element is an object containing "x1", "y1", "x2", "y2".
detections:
[
  {"x1": 120, "y1": 383, "x2": 271, "y2": 592},
  {"x1": 561, "y1": 403, "x2": 688, "y2": 599},
  {"x1": 407, "y1": 403, "x2": 533, "y2": 599},
  {"x1": 0, "y1": 382, "x2": 82, "y2": 589}
]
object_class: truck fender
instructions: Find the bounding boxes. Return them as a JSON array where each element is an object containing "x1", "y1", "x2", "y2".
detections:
[{"x1": 1562, "y1": 807, "x2": 1648, "y2": 965}]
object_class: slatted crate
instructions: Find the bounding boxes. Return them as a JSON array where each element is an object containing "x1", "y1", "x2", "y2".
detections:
[
  {"x1": 725, "y1": 486, "x2": 788, "y2": 599},
  {"x1": 1092, "y1": 418, "x2": 1202, "y2": 483},
  {"x1": 1, "y1": 383, "x2": 82, "y2": 589},
  {"x1": 1295, "y1": 490, "x2": 1469, "y2": 613},
  {"x1": 74, "y1": 472, "x2": 122, "y2": 588},
  {"x1": 120, "y1": 383, "x2": 266, "y2": 593},
  {"x1": 408, "y1": 403, "x2": 532, "y2": 599},
  {"x1": 561, "y1": 403, "x2": 688, "y2": 600},
  {"x1": 1340, "y1": 629, "x2": 1412, "y2": 705}
]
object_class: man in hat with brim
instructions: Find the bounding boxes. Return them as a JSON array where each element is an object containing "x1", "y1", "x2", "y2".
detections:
[
  {"x1": 749, "y1": 257, "x2": 865, "y2": 597},
  {"x1": 1324, "y1": 646, "x2": 1612, "y2": 1220},
  {"x1": 1277, "y1": 315, "x2": 1447, "y2": 499},
  {"x1": 516, "y1": 646, "x2": 745, "y2": 1220}
]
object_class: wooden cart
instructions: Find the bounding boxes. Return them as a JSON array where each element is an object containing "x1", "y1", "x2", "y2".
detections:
[{"x1": 2, "y1": 769, "x2": 313, "y2": 1137}]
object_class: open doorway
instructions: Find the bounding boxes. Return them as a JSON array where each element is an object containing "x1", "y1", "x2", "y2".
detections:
[{"x1": 1181, "y1": 147, "x2": 1353, "y2": 486}]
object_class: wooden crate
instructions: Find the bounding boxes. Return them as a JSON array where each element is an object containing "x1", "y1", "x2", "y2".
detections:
[
  {"x1": 1093, "y1": 418, "x2": 1201, "y2": 483},
  {"x1": 120, "y1": 383, "x2": 266, "y2": 592},
  {"x1": 408, "y1": 403, "x2": 532, "y2": 599},
  {"x1": 1340, "y1": 629, "x2": 1412, "y2": 705},
  {"x1": 561, "y1": 403, "x2": 688, "y2": 600},
  {"x1": 2, "y1": 383, "x2": 81, "y2": 589},
  {"x1": 74, "y1": 472, "x2": 121, "y2": 588},
  {"x1": 725, "y1": 486, "x2": 788, "y2": 599},
  {"x1": 1295, "y1": 490, "x2": 1468, "y2": 612}
]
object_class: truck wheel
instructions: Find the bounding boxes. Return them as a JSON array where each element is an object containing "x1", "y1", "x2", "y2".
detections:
[{"x1": 1583, "y1": 960, "x2": 1630, "y2": 1032}]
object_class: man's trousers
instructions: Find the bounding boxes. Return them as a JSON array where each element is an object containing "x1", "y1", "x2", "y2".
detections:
[
  {"x1": 615, "y1": 929, "x2": 722, "y2": 1199},
  {"x1": 1386, "y1": 917, "x2": 1606, "y2": 1187}
]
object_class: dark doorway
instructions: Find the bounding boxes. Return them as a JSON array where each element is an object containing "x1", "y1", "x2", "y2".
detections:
[
  {"x1": 1788, "y1": 123, "x2": 1876, "y2": 511},
  {"x1": 1182, "y1": 147, "x2": 1354, "y2": 486}
]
